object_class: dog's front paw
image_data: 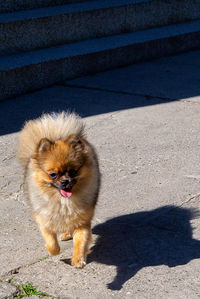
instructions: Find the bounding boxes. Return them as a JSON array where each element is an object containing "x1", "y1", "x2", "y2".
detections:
[{"x1": 71, "y1": 257, "x2": 86, "y2": 268}]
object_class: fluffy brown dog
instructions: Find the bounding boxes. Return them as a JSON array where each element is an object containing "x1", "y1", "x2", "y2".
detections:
[{"x1": 18, "y1": 112, "x2": 100, "y2": 268}]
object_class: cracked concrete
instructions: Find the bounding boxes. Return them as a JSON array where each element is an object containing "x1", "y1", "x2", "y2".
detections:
[
  {"x1": 0, "y1": 282, "x2": 16, "y2": 299},
  {"x1": 1, "y1": 50, "x2": 200, "y2": 298},
  {"x1": 66, "y1": 49, "x2": 200, "y2": 101}
]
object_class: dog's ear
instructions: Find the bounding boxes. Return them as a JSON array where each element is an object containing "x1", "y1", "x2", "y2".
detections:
[
  {"x1": 37, "y1": 138, "x2": 53, "y2": 154},
  {"x1": 67, "y1": 135, "x2": 86, "y2": 152}
]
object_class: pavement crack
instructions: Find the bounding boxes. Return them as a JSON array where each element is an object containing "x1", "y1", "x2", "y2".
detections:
[
  {"x1": 2, "y1": 155, "x2": 15, "y2": 162},
  {"x1": 0, "y1": 277, "x2": 58, "y2": 299},
  {"x1": 64, "y1": 83, "x2": 175, "y2": 101},
  {"x1": 1, "y1": 255, "x2": 50, "y2": 284},
  {"x1": 0, "y1": 256, "x2": 58, "y2": 298},
  {"x1": 63, "y1": 83, "x2": 132, "y2": 95},
  {"x1": 178, "y1": 193, "x2": 200, "y2": 209},
  {"x1": 0, "y1": 181, "x2": 11, "y2": 191}
]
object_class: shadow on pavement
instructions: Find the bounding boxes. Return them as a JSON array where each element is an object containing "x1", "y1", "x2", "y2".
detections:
[
  {"x1": 88, "y1": 205, "x2": 200, "y2": 290},
  {"x1": 0, "y1": 85, "x2": 172, "y2": 136},
  {"x1": 1, "y1": 50, "x2": 200, "y2": 135}
]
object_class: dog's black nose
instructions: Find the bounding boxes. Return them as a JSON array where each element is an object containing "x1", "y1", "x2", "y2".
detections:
[{"x1": 60, "y1": 179, "x2": 69, "y2": 188}]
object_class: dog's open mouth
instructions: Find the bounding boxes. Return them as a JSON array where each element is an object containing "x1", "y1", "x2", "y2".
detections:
[{"x1": 60, "y1": 188, "x2": 72, "y2": 198}]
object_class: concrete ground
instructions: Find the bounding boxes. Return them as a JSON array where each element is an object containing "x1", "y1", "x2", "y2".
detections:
[{"x1": 1, "y1": 50, "x2": 200, "y2": 298}]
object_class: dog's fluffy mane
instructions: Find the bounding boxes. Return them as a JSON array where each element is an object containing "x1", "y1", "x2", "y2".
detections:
[{"x1": 18, "y1": 112, "x2": 85, "y2": 168}]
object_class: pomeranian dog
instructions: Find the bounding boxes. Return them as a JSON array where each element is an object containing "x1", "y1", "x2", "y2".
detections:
[{"x1": 18, "y1": 112, "x2": 100, "y2": 268}]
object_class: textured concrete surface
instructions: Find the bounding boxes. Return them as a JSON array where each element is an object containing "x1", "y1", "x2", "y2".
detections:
[
  {"x1": 0, "y1": 282, "x2": 16, "y2": 299},
  {"x1": 1, "y1": 0, "x2": 200, "y2": 56},
  {"x1": 1, "y1": 50, "x2": 200, "y2": 298},
  {"x1": 67, "y1": 49, "x2": 200, "y2": 100},
  {"x1": 1, "y1": 20, "x2": 200, "y2": 101},
  {"x1": 0, "y1": 0, "x2": 87, "y2": 13}
]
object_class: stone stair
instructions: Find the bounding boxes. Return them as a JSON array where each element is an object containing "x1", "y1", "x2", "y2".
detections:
[{"x1": 1, "y1": 0, "x2": 200, "y2": 101}]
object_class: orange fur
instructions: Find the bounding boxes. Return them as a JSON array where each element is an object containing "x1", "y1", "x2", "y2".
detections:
[
  {"x1": 60, "y1": 232, "x2": 72, "y2": 241},
  {"x1": 72, "y1": 226, "x2": 92, "y2": 268},
  {"x1": 18, "y1": 112, "x2": 100, "y2": 268}
]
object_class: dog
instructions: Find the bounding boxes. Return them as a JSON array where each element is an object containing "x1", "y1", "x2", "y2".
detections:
[{"x1": 18, "y1": 112, "x2": 100, "y2": 268}]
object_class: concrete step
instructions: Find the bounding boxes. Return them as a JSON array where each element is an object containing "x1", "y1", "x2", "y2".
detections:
[
  {"x1": 1, "y1": 20, "x2": 200, "y2": 101},
  {"x1": 1, "y1": 0, "x2": 200, "y2": 56},
  {"x1": 0, "y1": 0, "x2": 89, "y2": 13}
]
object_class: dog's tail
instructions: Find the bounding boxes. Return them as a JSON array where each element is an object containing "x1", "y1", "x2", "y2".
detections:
[{"x1": 18, "y1": 112, "x2": 84, "y2": 168}]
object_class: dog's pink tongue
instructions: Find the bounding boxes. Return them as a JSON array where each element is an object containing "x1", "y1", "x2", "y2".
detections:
[{"x1": 60, "y1": 189, "x2": 72, "y2": 198}]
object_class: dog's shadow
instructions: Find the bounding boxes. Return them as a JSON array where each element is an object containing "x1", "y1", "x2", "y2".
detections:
[{"x1": 88, "y1": 205, "x2": 200, "y2": 290}]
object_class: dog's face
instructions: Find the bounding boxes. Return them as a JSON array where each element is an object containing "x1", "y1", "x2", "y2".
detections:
[{"x1": 33, "y1": 135, "x2": 92, "y2": 198}]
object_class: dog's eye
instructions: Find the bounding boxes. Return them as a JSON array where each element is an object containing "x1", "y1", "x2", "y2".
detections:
[
  {"x1": 69, "y1": 169, "x2": 77, "y2": 178},
  {"x1": 49, "y1": 173, "x2": 58, "y2": 179}
]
